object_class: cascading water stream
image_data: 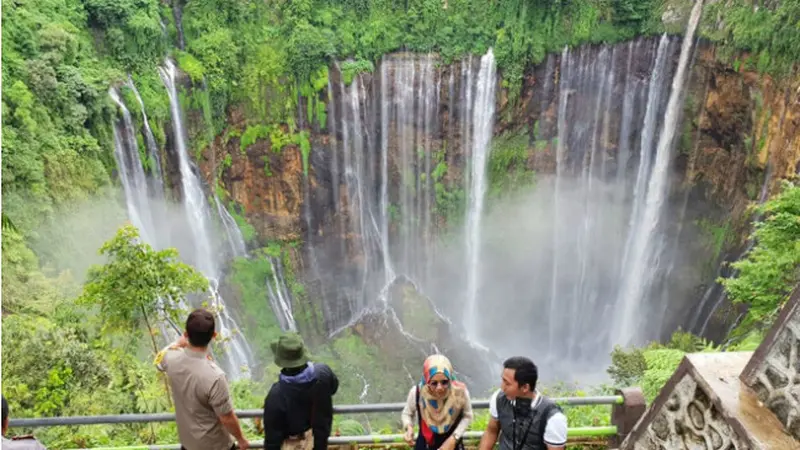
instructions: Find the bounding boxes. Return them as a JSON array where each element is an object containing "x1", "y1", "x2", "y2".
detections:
[
  {"x1": 158, "y1": 59, "x2": 253, "y2": 379},
  {"x1": 324, "y1": 52, "x2": 494, "y2": 330},
  {"x1": 463, "y1": 49, "x2": 496, "y2": 344},
  {"x1": 158, "y1": 61, "x2": 216, "y2": 275},
  {"x1": 614, "y1": 0, "x2": 705, "y2": 346},
  {"x1": 471, "y1": 35, "x2": 687, "y2": 371},
  {"x1": 317, "y1": 51, "x2": 502, "y2": 389},
  {"x1": 127, "y1": 77, "x2": 165, "y2": 201},
  {"x1": 109, "y1": 85, "x2": 199, "y2": 343},
  {"x1": 109, "y1": 88, "x2": 158, "y2": 245},
  {"x1": 266, "y1": 256, "x2": 298, "y2": 332},
  {"x1": 215, "y1": 195, "x2": 247, "y2": 258}
]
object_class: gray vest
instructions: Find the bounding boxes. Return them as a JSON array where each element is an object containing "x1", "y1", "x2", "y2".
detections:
[{"x1": 495, "y1": 392, "x2": 560, "y2": 450}]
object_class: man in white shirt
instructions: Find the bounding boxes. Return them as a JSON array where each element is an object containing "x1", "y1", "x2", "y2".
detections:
[
  {"x1": 478, "y1": 357, "x2": 568, "y2": 450},
  {"x1": 2, "y1": 396, "x2": 47, "y2": 450}
]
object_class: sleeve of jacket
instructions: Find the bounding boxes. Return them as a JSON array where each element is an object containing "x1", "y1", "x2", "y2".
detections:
[
  {"x1": 326, "y1": 364, "x2": 339, "y2": 396},
  {"x1": 263, "y1": 385, "x2": 285, "y2": 450},
  {"x1": 311, "y1": 363, "x2": 338, "y2": 450}
]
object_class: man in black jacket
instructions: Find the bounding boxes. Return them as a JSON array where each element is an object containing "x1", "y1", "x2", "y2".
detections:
[{"x1": 263, "y1": 333, "x2": 339, "y2": 450}]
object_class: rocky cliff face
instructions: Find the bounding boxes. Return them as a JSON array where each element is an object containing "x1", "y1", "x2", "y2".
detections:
[
  {"x1": 205, "y1": 111, "x2": 307, "y2": 243},
  {"x1": 182, "y1": 39, "x2": 798, "y2": 350},
  {"x1": 682, "y1": 46, "x2": 800, "y2": 234}
]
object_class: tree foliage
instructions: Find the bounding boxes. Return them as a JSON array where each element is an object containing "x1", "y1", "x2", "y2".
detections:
[
  {"x1": 723, "y1": 181, "x2": 800, "y2": 335},
  {"x1": 705, "y1": 0, "x2": 800, "y2": 75},
  {"x1": 79, "y1": 224, "x2": 209, "y2": 337},
  {"x1": 2, "y1": 311, "x2": 179, "y2": 448}
]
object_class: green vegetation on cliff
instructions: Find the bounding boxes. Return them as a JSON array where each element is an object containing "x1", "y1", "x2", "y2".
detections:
[
  {"x1": 722, "y1": 181, "x2": 800, "y2": 339},
  {"x1": 703, "y1": 0, "x2": 800, "y2": 75}
]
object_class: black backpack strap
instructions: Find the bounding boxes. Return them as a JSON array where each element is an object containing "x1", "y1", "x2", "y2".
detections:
[{"x1": 415, "y1": 385, "x2": 422, "y2": 425}]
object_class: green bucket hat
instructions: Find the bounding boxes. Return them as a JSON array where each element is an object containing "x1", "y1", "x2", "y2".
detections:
[{"x1": 270, "y1": 332, "x2": 309, "y2": 369}]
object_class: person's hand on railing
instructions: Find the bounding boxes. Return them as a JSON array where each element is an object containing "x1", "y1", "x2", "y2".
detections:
[{"x1": 404, "y1": 425, "x2": 414, "y2": 445}]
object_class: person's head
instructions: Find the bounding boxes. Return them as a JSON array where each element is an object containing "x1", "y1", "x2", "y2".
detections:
[
  {"x1": 184, "y1": 309, "x2": 217, "y2": 348},
  {"x1": 422, "y1": 354, "x2": 455, "y2": 399},
  {"x1": 2, "y1": 395, "x2": 9, "y2": 435},
  {"x1": 271, "y1": 332, "x2": 309, "y2": 372},
  {"x1": 501, "y1": 356, "x2": 538, "y2": 400}
]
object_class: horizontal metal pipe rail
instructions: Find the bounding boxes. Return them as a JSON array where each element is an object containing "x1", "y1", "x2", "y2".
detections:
[
  {"x1": 76, "y1": 428, "x2": 619, "y2": 450},
  {"x1": 9, "y1": 396, "x2": 623, "y2": 428}
]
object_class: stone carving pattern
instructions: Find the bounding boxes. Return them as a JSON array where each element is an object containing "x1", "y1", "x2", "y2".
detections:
[
  {"x1": 629, "y1": 374, "x2": 747, "y2": 450},
  {"x1": 746, "y1": 319, "x2": 800, "y2": 440}
]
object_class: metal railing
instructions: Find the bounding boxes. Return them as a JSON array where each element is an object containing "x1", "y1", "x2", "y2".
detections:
[
  {"x1": 9, "y1": 395, "x2": 626, "y2": 450},
  {"x1": 9, "y1": 396, "x2": 623, "y2": 428}
]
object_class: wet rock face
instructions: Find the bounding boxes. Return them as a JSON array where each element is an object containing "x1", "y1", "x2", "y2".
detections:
[
  {"x1": 686, "y1": 46, "x2": 800, "y2": 213},
  {"x1": 224, "y1": 139, "x2": 305, "y2": 242},
  {"x1": 196, "y1": 122, "x2": 306, "y2": 243}
]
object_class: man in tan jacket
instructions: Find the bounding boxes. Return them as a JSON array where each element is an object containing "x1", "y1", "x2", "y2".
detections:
[{"x1": 155, "y1": 309, "x2": 249, "y2": 450}]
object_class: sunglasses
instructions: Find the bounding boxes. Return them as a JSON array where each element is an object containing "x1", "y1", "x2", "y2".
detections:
[{"x1": 428, "y1": 380, "x2": 450, "y2": 388}]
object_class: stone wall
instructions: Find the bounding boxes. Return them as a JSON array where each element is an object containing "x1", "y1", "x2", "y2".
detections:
[
  {"x1": 619, "y1": 355, "x2": 752, "y2": 450},
  {"x1": 620, "y1": 287, "x2": 800, "y2": 450},
  {"x1": 740, "y1": 287, "x2": 800, "y2": 441},
  {"x1": 633, "y1": 372, "x2": 748, "y2": 449}
]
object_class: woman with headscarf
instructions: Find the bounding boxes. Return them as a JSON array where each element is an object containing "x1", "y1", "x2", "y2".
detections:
[{"x1": 401, "y1": 355, "x2": 474, "y2": 450}]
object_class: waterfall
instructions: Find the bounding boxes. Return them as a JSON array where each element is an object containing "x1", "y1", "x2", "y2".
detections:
[
  {"x1": 109, "y1": 86, "x2": 185, "y2": 341},
  {"x1": 322, "y1": 52, "x2": 488, "y2": 333},
  {"x1": 215, "y1": 195, "x2": 247, "y2": 258},
  {"x1": 266, "y1": 257, "x2": 297, "y2": 332},
  {"x1": 158, "y1": 61, "x2": 217, "y2": 275},
  {"x1": 463, "y1": 49, "x2": 497, "y2": 343},
  {"x1": 127, "y1": 76, "x2": 165, "y2": 201},
  {"x1": 157, "y1": 59, "x2": 253, "y2": 379},
  {"x1": 620, "y1": 35, "x2": 671, "y2": 279},
  {"x1": 452, "y1": 35, "x2": 687, "y2": 373},
  {"x1": 109, "y1": 88, "x2": 158, "y2": 244},
  {"x1": 315, "y1": 36, "x2": 712, "y2": 379},
  {"x1": 614, "y1": 0, "x2": 705, "y2": 346}
]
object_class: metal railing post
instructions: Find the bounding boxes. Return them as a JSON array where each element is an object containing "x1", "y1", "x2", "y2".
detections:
[{"x1": 609, "y1": 387, "x2": 647, "y2": 447}]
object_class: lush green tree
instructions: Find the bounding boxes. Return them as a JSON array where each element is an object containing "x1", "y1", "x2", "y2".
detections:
[
  {"x1": 78, "y1": 224, "x2": 209, "y2": 354},
  {"x1": 723, "y1": 181, "x2": 800, "y2": 336}
]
